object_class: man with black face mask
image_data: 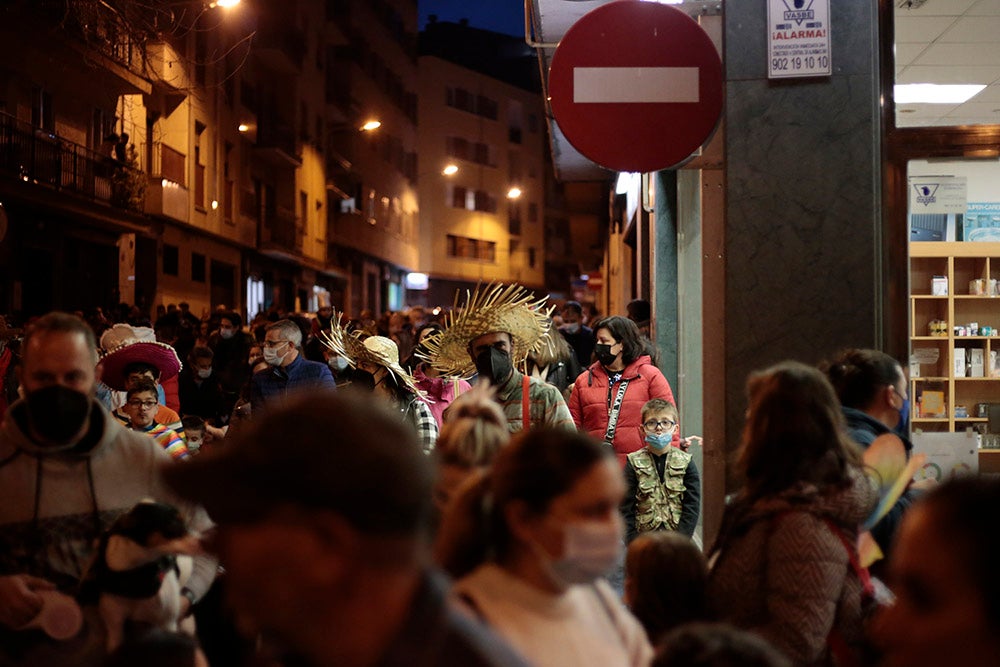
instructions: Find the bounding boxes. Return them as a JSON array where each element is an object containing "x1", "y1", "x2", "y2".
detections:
[
  {"x1": 422, "y1": 283, "x2": 574, "y2": 433},
  {"x1": 0, "y1": 313, "x2": 216, "y2": 666}
]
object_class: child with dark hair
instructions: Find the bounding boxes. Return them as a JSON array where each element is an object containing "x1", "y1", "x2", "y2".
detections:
[
  {"x1": 624, "y1": 531, "x2": 709, "y2": 644},
  {"x1": 124, "y1": 380, "x2": 189, "y2": 461},
  {"x1": 181, "y1": 415, "x2": 206, "y2": 455},
  {"x1": 653, "y1": 623, "x2": 791, "y2": 667}
]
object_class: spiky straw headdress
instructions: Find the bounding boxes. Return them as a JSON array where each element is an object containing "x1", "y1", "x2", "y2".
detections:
[{"x1": 319, "y1": 311, "x2": 426, "y2": 398}]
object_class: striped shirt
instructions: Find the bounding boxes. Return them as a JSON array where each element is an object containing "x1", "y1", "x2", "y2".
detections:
[{"x1": 135, "y1": 422, "x2": 190, "y2": 461}]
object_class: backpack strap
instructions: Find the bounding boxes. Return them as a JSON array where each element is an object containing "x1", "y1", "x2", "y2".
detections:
[{"x1": 521, "y1": 374, "x2": 531, "y2": 431}]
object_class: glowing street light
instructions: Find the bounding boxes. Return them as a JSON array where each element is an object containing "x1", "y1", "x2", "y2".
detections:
[
  {"x1": 360, "y1": 120, "x2": 382, "y2": 132},
  {"x1": 209, "y1": 0, "x2": 241, "y2": 7},
  {"x1": 442, "y1": 164, "x2": 459, "y2": 176},
  {"x1": 507, "y1": 186, "x2": 522, "y2": 199},
  {"x1": 238, "y1": 123, "x2": 249, "y2": 132}
]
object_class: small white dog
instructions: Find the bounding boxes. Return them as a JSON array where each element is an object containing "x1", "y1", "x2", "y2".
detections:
[{"x1": 80, "y1": 500, "x2": 200, "y2": 652}]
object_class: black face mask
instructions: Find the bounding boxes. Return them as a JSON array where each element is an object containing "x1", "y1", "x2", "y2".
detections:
[
  {"x1": 25, "y1": 385, "x2": 92, "y2": 448},
  {"x1": 595, "y1": 343, "x2": 618, "y2": 367},
  {"x1": 352, "y1": 369, "x2": 376, "y2": 392},
  {"x1": 475, "y1": 348, "x2": 513, "y2": 385}
]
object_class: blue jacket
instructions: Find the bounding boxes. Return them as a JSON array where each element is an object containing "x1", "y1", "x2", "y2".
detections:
[
  {"x1": 250, "y1": 354, "x2": 335, "y2": 414},
  {"x1": 842, "y1": 406, "x2": 921, "y2": 557}
]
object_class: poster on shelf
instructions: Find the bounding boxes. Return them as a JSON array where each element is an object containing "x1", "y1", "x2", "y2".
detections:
[
  {"x1": 908, "y1": 176, "x2": 967, "y2": 215},
  {"x1": 963, "y1": 202, "x2": 1000, "y2": 242},
  {"x1": 911, "y1": 432, "x2": 979, "y2": 481}
]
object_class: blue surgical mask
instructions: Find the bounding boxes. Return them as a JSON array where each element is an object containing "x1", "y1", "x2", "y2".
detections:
[
  {"x1": 895, "y1": 397, "x2": 910, "y2": 437},
  {"x1": 644, "y1": 432, "x2": 672, "y2": 451}
]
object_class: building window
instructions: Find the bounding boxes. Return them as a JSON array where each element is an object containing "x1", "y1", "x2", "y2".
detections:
[
  {"x1": 528, "y1": 202, "x2": 538, "y2": 224},
  {"x1": 447, "y1": 234, "x2": 496, "y2": 262},
  {"x1": 31, "y1": 88, "x2": 54, "y2": 132},
  {"x1": 528, "y1": 113, "x2": 539, "y2": 133},
  {"x1": 508, "y1": 203, "x2": 522, "y2": 236},
  {"x1": 476, "y1": 95, "x2": 498, "y2": 120},
  {"x1": 450, "y1": 186, "x2": 468, "y2": 209},
  {"x1": 194, "y1": 122, "x2": 206, "y2": 210},
  {"x1": 163, "y1": 244, "x2": 179, "y2": 276},
  {"x1": 528, "y1": 247, "x2": 537, "y2": 268},
  {"x1": 473, "y1": 190, "x2": 497, "y2": 214},
  {"x1": 446, "y1": 87, "x2": 499, "y2": 121},
  {"x1": 192, "y1": 252, "x2": 206, "y2": 282}
]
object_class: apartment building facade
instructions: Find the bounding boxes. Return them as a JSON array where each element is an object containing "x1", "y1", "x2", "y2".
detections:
[{"x1": 417, "y1": 22, "x2": 547, "y2": 306}]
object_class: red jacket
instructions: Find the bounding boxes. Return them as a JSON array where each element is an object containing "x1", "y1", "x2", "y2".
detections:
[{"x1": 569, "y1": 355, "x2": 678, "y2": 465}]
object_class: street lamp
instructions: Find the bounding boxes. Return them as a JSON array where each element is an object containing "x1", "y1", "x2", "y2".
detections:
[
  {"x1": 360, "y1": 120, "x2": 382, "y2": 132},
  {"x1": 507, "y1": 186, "x2": 522, "y2": 199},
  {"x1": 442, "y1": 164, "x2": 459, "y2": 176},
  {"x1": 209, "y1": 0, "x2": 241, "y2": 7}
]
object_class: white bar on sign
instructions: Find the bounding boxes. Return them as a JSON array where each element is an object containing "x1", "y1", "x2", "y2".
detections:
[{"x1": 573, "y1": 67, "x2": 700, "y2": 103}]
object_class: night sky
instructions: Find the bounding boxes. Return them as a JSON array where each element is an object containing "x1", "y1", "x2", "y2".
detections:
[{"x1": 418, "y1": 0, "x2": 524, "y2": 37}]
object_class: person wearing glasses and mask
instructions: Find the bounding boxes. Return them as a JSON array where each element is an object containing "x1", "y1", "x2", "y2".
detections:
[
  {"x1": 436, "y1": 428, "x2": 652, "y2": 667},
  {"x1": 822, "y1": 348, "x2": 934, "y2": 562},
  {"x1": 621, "y1": 399, "x2": 700, "y2": 542},
  {"x1": 249, "y1": 320, "x2": 335, "y2": 415}
]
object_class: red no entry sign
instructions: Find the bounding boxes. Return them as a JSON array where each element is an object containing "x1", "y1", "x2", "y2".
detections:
[{"x1": 548, "y1": 1, "x2": 723, "y2": 173}]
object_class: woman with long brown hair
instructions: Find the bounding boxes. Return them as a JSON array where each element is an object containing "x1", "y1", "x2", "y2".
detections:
[{"x1": 707, "y1": 361, "x2": 877, "y2": 666}]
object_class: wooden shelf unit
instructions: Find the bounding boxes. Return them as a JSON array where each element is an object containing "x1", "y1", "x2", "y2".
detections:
[{"x1": 909, "y1": 242, "x2": 1000, "y2": 433}]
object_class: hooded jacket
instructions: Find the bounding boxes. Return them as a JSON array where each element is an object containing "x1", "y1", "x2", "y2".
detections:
[
  {"x1": 707, "y1": 467, "x2": 879, "y2": 666},
  {"x1": 568, "y1": 355, "x2": 678, "y2": 464},
  {"x1": 0, "y1": 398, "x2": 215, "y2": 596}
]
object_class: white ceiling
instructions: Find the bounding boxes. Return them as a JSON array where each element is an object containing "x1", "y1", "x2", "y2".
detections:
[{"x1": 895, "y1": 0, "x2": 1000, "y2": 127}]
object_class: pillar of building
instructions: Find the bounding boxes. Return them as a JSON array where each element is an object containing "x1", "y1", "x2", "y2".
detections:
[{"x1": 722, "y1": 2, "x2": 883, "y2": 464}]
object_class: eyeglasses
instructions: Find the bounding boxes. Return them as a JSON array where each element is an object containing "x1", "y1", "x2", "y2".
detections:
[
  {"x1": 643, "y1": 419, "x2": 676, "y2": 430},
  {"x1": 127, "y1": 400, "x2": 158, "y2": 409},
  {"x1": 262, "y1": 340, "x2": 288, "y2": 349}
]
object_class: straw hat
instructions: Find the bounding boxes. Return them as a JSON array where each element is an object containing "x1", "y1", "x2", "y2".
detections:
[
  {"x1": 99, "y1": 323, "x2": 182, "y2": 391},
  {"x1": 420, "y1": 282, "x2": 552, "y2": 378},
  {"x1": 320, "y1": 313, "x2": 426, "y2": 399}
]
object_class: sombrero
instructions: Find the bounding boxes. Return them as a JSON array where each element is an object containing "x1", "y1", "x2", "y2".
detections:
[
  {"x1": 320, "y1": 313, "x2": 426, "y2": 399},
  {"x1": 99, "y1": 323, "x2": 182, "y2": 391},
  {"x1": 420, "y1": 282, "x2": 552, "y2": 379}
]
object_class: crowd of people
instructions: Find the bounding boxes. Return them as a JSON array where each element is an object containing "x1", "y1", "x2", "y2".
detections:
[{"x1": 0, "y1": 285, "x2": 998, "y2": 667}]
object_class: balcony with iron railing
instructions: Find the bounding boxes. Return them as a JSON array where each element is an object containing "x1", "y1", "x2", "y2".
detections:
[
  {"x1": 0, "y1": 112, "x2": 145, "y2": 213},
  {"x1": 261, "y1": 206, "x2": 304, "y2": 256},
  {"x1": 254, "y1": 17, "x2": 307, "y2": 74},
  {"x1": 254, "y1": 121, "x2": 301, "y2": 167},
  {"x1": 144, "y1": 142, "x2": 189, "y2": 223}
]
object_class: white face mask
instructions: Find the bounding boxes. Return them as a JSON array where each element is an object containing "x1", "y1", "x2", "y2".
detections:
[
  {"x1": 219, "y1": 328, "x2": 235, "y2": 340},
  {"x1": 328, "y1": 356, "x2": 349, "y2": 371},
  {"x1": 262, "y1": 343, "x2": 288, "y2": 366},
  {"x1": 196, "y1": 368, "x2": 212, "y2": 379},
  {"x1": 561, "y1": 322, "x2": 581, "y2": 335},
  {"x1": 535, "y1": 519, "x2": 623, "y2": 588}
]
